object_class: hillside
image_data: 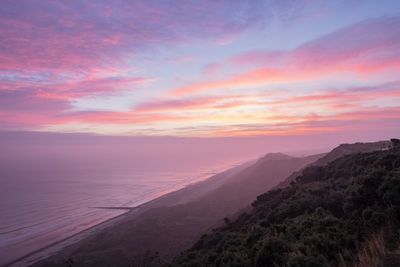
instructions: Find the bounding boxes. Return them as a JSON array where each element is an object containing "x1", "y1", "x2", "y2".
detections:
[
  {"x1": 173, "y1": 141, "x2": 400, "y2": 267},
  {"x1": 275, "y1": 141, "x2": 391, "y2": 189},
  {"x1": 32, "y1": 153, "x2": 319, "y2": 267}
]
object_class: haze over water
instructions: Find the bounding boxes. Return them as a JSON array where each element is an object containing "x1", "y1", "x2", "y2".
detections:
[{"x1": 0, "y1": 133, "x2": 256, "y2": 266}]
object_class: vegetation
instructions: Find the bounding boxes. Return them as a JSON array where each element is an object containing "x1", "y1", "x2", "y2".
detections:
[{"x1": 173, "y1": 144, "x2": 400, "y2": 267}]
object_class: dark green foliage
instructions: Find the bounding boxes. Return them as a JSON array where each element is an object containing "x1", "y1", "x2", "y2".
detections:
[
  {"x1": 64, "y1": 258, "x2": 74, "y2": 267},
  {"x1": 255, "y1": 238, "x2": 289, "y2": 266},
  {"x1": 173, "y1": 146, "x2": 400, "y2": 267},
  {"x1": 391, "y1": 138, "x2": 400, "y2": 146},
  {"x1": 288, "y1": 255, "x2": 329, "y2": 267},
  {"x1": 131, "y1": 250, "x2": 167, "y2": 267}
]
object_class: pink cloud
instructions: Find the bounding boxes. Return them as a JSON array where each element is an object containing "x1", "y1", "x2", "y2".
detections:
[
  {"x1": 133, "y1": 94, "x2": 265, "y2": 113},
  {"x1": 134, "y1": 98, "x2": 220, "y2": 113},
  {"x1": 208, "y1": 107, "x2": 400, "y2": 137},
  {"x1": 1, "y1": 73, "x2": 153, "y2": 102},
  {"x1": 202, "y1": 63, "x2": 223, "y2": 76},
  {"x1": 1, "y1": 2, "x2": 400, "y2": 137},
  {"x1": 0, "y1": 0, "x2": 275, "y2": 131},
  {"x1": 39, "y1": 76, "x2": 153, "y2": 99},
  {"x1": 228, "y1": 50, "x2": 287, "y2": 66},
  {"x1": 0, "y1": 1, "x2": 269, "y2": 73},
  {"x1": 1, "y1": 78, "x2": 399, "y2": 136},
  {"x1": 268, "y1": 84, "x2": 400, "y2": 106},
  {"x1": 174, "y1": 16, "x2": 400, "y2": 96},
  {"x1": 290, "y1": 17, "x2": 400, "y2": 70}
]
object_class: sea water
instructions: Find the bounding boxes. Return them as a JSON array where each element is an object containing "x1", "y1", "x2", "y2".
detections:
[{"x1": 0, "y1": 164, "x2": 234, "y2": 266}]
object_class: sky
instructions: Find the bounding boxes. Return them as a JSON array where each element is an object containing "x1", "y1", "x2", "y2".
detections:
[{"x1": 1, "y1": 0, "x2": 400, "y2": 138}]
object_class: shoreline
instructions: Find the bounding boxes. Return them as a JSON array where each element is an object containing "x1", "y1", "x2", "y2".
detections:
[
  {"x1": 3, "y1": 161, "x2": 245, "y2": 267},
  {"x1": 2, "y1": 208, "x2": 132, "y2": 267},
  {"x1": 3, "y1": 194, "x2": 169, "y2": 267}
]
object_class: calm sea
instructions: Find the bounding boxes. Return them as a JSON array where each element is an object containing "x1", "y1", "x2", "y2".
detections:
[
  {"x1": 0, "y1": 132, "x2": 268, "y2": 266},
  {"x1": 0, "y1": 163, "x2": 236, "y2": 266}
]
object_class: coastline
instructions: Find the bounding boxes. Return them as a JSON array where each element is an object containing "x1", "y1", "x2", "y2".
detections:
[
  {"x1": 2, "y1": 208, "x2": 132, "y2": 267},
  {"x1": 3, "y1": 161, "x2": 247, "y2": 267}
]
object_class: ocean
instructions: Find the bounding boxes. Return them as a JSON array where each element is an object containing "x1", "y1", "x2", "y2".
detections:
[
  {"x1": 0, "y1": 163, "x2": 237, "y2": 266},
  {"x1": 0, "y1": 132, "x2": 270, "y2": 266}
]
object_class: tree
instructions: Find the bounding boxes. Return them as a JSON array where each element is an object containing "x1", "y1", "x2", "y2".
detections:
[
  {"x1": 255, "y1": 238, "x2": 289, "y2": 267},
  {"x1": 390, "y1": 138, "x2": 400, "y2": 147}
]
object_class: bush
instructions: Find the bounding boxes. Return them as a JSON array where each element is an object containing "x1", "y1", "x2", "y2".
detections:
[{"x1": 255, "y1": 238, "x2": 289, "y2": 267}]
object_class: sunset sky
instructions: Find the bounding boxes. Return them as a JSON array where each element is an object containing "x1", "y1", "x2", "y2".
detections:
[{"x1": 1, "y1": 0, "x2": 400, "y2": 138}]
